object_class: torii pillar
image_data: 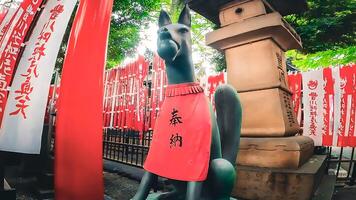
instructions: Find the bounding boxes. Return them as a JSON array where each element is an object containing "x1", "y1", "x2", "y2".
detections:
[{"x1": 188, "y1": 0, "x2": 326, "y2": 199}]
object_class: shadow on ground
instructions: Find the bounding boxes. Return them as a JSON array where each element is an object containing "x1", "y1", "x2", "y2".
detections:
[{"x1": 104, "y1": 171, "x2": 139, "y2": 200}]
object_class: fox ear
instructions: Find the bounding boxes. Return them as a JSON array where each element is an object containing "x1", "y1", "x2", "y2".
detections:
[
  {"x1": 178, "y1": 4, "x2": 191, "y2": 27},
  {"x1": 158, "y1": 10, "x2": 172, "y2": 28}
]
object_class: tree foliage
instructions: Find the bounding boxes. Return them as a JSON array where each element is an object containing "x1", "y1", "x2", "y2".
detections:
[
  {"x1": 168, "y1": 0, "x2": 222, "y2": 75},
  {"x1": 285, "y1": 0, "x2": 356, "y2": 69},
  {"x1": 107, "y1": 0, "x2": 164, "y2": 68},
  {"x1": 286, "y1": 46, "x2": 355, "y2": 71},
  {"x1": 285, "y1": 0, "x2": 355, "y2": 53}
]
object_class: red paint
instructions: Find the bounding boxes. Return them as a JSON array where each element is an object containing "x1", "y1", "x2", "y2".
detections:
[
  {"x1": 322, "y1": 68, "x2": 334, "y2": 146},
  {"x1": 55, "y1": 0, "x2": 113, "y2": 199}
]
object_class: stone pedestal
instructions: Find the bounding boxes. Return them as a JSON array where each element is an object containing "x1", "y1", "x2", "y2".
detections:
[
  {"x1": 233, "y1": 155, "x2": 326, "y2": 200},
  {"x1": 238, "y1": 136, "x2": 314, "y2": 169}
]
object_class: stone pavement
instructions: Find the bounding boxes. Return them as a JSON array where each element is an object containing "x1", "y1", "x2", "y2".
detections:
[
  {"x1": 4, "y1": 159, "x2": 356, "y2": 199},
  {"x1": 333, "y1": 185, "x2": 356, "y2": 200}
]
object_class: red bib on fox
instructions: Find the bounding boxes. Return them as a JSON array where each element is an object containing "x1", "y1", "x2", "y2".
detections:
[{"x1": 144, "y1": 82, "x2": 212, "y2": 181}]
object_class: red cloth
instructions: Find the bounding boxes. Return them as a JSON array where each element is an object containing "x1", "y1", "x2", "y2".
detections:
[
  {"x1": 144, "y1": 82, "x2": 212, "y2": 181},
  {"x1": 55, "y1": 0, "x2": 113, "y2": 199}
]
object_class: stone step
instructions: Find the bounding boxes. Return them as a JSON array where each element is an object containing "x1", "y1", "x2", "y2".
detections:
[
  {"x1": 312, "y1": 175, "x2": 336, "y2": 200},
  {"x1": 233, "y1": 155, "x2": 327, "y2": 200},
  {"x1": 35, "y1": 188, "x2": 54, "y2": 200},
  {"x1": 37, "y1": 173, "x2": 54, "y2": 189},
  {"x1": 44, "y1": 156, "x2": 54, "y2": 171}
]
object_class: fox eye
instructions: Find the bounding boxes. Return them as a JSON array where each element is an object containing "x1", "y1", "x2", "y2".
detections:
[{"x1": 178, "y1": 28, "x2": 189, "y2": 34}]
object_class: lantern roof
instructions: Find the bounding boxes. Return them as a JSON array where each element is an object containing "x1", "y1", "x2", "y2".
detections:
[{"x1": 187, "y1": 0, "x2": 308, "y2": 25}]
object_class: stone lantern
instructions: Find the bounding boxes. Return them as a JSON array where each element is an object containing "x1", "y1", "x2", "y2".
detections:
[{"x1": 187, "y1": 0, "x2": 326, "y2": 199}]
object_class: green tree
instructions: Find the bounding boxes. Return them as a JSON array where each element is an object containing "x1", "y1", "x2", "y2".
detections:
[
  {"x1": 168, "y1": 0, "x2": 221, "y2": 76},
  {"x1": 107, "y1": 0, "x2": 164, "y2": 68},
  {"x1": 285, "y1": 0, "x2": 355, "y2": 53},
  {"x1": 285, "y1": 0, "x2": 356, "y2": 70}
]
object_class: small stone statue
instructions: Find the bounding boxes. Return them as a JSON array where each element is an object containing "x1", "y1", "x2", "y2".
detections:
[{"x1": 131, "y1": 5, "x2": 242, "y2": 200}]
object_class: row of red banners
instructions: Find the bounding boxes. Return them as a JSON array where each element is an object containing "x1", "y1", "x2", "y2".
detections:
[
  {"x1": 103, "y1": 57, "x2": 226, "y2": 133},
  {"x1": 103, "y1": 54, "x2": 167, "y2": 133},
  {"x1": 104, "y1": 63, "x2": 355, "y2": 147},
  {"x1": 289, "y1": 64, "x2": 355, "y2": 147}
]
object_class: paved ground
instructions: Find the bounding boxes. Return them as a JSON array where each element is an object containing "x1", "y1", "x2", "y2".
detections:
[
  {"x1": 104, "y1": 171, "x2": 139, "y2": 200},
  {"x1": 7, "y1": 170, "x2": 141, "y2": 200},
  {"x1": 333, "y1": 186, "x2": 356, "y2": 200},
  {"x1": 3, "y1": 159, "x2": 356, "y2": 199}
]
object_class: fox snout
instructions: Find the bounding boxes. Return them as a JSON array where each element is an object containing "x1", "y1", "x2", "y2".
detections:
[{"x1": 158, "y1": 28, "x2": 172, "y2": 40}]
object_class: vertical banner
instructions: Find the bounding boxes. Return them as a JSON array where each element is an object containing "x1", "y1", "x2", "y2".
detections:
[
  {"x1": 149, "y1": 55, "x2": 158, "y2": 130},
  {"x1": 103, "y1": 70, "x2": 109, "y2": 128},
  {"x1": 151, "y1": 55, "x2": 167, "y2": 129},
  {"x1": 288, "y1": 73, "x2": 302, "y2": 125},
  {"x1": 101, "y1": 56, "x2": 150, "y2": 135},
  {"x1": 0, "y1": 7, "x2": 16, "y2": 46},
  {"x1": 55, "y1": 0, "x2": 113, "y2": 199},
  {"x1": 350, "y1": 64, "x2": 356, "y2": 146},
  {"x1": 207, "y1": 72, "x2": 225, "y2": 106},
  {"x1": 0, "y1": 0, "x2": 44, "y2": 126},
  {"x1": 333, "y1": 67, "x2": 342, "y2": 146},
  {"x1": 302, "y1": 70, "x2": 324, "y2": 146},
  {"x1": 335, "y1": 65, "x2": 355, "y2": 147},
  {"x1": 109, "y1": 69, "x2": 118, "y2": 129},
  {"x1": 0, "y1": 0, "x2": 77, "y2": 154},
  {"x1": 44, "y1": 83, "x2": 60, "y2": 124},
  {"x1": 0, "y1": 7, "x2": 8, "y2": 25},
  {"x1": 113, "y1": 69, "x2": 120, "y2": 129},
  {"x1": 117, "y1": 68, "x2": 123, "y2": 129},
  {"x1": 322, "y1": 67, "x2": 334, "y2": 146},
  {"x1": 137, "y1": 56, "x2": 149, "y2": 134}
]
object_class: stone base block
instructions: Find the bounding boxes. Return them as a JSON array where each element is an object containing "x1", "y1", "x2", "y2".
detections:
[
  {"x1": 237, "y1": 136, "x2": 314, "y2": 169},
  {"x1": 147, "y1": 192, "x2": 237, "y2": 200},
  {"x1": 239, "y1": 87, "x2": 301, "y2": 137},
  {"x1": 232, "y1": 155, "x2": 326, "y2": 200}
]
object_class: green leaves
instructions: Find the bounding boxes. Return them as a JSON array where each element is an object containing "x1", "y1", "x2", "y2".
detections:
[
  {"x1": 286, "y1": 46, "x2": 356, "y2": 71},
  {"x1": 285, "y1": 0, "x2": 356, "y2": 54},
  {"x1": 107, "y1": 0, "x2": 162, "y2": 68},
  {"x1": 284, "y1": 0, "x2": 356, "y2": 71}
]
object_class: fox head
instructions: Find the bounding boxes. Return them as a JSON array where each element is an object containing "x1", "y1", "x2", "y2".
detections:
[{"x1": 157, "y1": 5, "x2": 192, "y2": 63}]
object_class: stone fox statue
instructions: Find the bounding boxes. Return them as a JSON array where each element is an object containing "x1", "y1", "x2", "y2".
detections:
[{"x1": 131, "y1": 5, "x2": 242, "y2": 200}]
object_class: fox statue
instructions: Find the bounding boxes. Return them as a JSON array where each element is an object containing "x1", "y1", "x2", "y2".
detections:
[{"x1": 131, "y1": 5, "x2": 242, "y2": 200}]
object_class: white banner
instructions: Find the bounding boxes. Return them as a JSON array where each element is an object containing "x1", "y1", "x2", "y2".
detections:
[
  {"x1": 0, "y1": 0, "x2": 77, "y2": 154},
  {"x1": 302, "y1": 70, "x2": 324, "y2": 146},
  {"x1": 0, "y1": 7, "x2": 15, "y2": 29},
  {"x1": 0, "y1": 7, "x2": 18, "y2": 50}
]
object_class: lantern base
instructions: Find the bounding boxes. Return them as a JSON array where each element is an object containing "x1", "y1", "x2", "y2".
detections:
[
  {"x1": 238, "y1": 136, "x2": 314, "y2": 169},
  {"x1": 147, "y1": 192, "x2": 237, "y2": 200},
  {"x1": 233, "y1": 155, "x2": 326, "y2": 200}
]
